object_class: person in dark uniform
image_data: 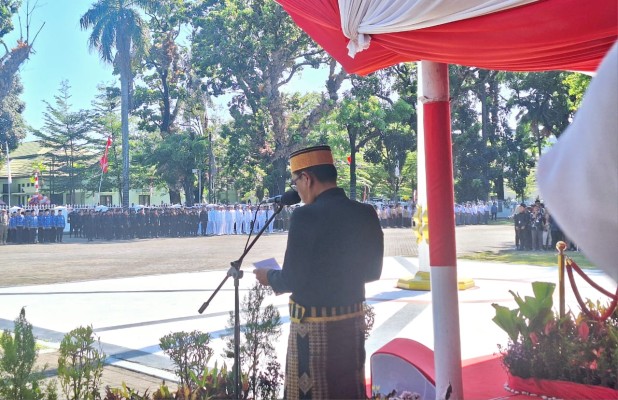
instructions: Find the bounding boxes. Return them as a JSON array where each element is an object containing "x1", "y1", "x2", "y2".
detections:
[
  {"x1": 68, "y1": 210, "x2": 76, "y2": 238},
  {"x1": 254, "y1": 145, "x2": 383, "y2": 400},
  {"x1": 84, "y1": 209, "x2": 95, "y2": 242}
]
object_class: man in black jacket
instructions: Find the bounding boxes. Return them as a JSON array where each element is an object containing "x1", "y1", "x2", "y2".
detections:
[{"x1": 254, "y1": 145, "x2": 383, "y2": 399}]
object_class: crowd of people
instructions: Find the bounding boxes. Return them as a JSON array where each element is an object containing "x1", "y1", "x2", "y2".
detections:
[
  {"x1": 376, "y1": 203, "x2": 414, "y2": 228},
  {"x1": 454, "y1": 201, "x2": 498, "y2": 225},
  {"x1": 0, "y1": 208, "x2": 66, "y2": 245},
  {"x1": 0, "y1": 198, "x2": 514, "y2": 246},
  {"x1": 0, "y1": 203, "x2": 300, "y2": 244},
  {"x1": 512, "y1": 200, "x2": 575, "y2": 251}
]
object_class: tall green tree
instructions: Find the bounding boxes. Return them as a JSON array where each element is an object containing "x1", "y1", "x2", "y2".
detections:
[
  {"x1": 80, "y1": 0, "x2": 152, "y2": 208},
  {"x1": 505, "y1": 72, "x2": 571, "y2": 156},
  {"x1": 0, "y1": 75, "x2": 26, "y2": 151},
  {"x1": 504, "y1": 122, "x2": 535, "y2": 201},
  {"x1": 334, "y1": 93, "x2": 385, "y2": 201},
  {"x1": 357, "y1": 68, "x2": 416, "y2": 202},
  {"x1": 133, "y1": 0, "x2": 209, "y2": 204},
  {"x1": 562, "y1": 72, "x2": 591, "y2": 112},
  {"x1": 0, "y1": 0, "x2": 41, "y2": 103},
  {"x1": 32, "y1": 81, "x2": 92, "y2": 203},
  {"x1": 89, "y1": 84, "x2": 122, "y2": 196},
  {"x1": 191, "y1": 0, "x2": 346, "y2": 195},
  {"x1": 450, "y1": 66, "x2": 510, "y2": 202}
]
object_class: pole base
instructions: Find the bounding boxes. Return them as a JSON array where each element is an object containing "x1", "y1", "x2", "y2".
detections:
[
  {"x1": 397, "y1": 271, "x2": 475, "y2": 291},
  {"x1": 397, "y1": 271, "x2": 431, "y2": 291}
]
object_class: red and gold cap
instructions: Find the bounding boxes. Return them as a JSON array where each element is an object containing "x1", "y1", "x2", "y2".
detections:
[{"x1": 289, "y1": 145, "x2": 334, "y2": 172}]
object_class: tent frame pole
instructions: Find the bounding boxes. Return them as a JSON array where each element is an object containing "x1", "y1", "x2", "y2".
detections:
[{"x1": 420, "y1": 60, "x2": 464, "y2": 400}]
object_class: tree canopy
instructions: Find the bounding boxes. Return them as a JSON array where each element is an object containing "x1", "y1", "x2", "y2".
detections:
[{"x1": 0, "y1": 0, "x2": 593, "y2": 206}]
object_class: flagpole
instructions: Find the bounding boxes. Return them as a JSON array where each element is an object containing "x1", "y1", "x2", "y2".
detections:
[
  {"x1": 6, "y1": 142, "x2": 11, "y2": 209},
  {"x1": 98, "y1": 136, "x2": 112, "y2": 205},
  {"x1": 98, "y1": 167, "x2": 104, "y2": 204}
]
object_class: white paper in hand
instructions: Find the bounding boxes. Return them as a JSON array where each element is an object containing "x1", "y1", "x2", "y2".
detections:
[{"x1": 253, "y1": 257, "x2": 281, "y2": 270}]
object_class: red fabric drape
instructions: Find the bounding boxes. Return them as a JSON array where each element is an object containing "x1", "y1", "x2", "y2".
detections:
[
  {"x1": 424, "y1": 101, "x2": 457, "y2": 267},
  {"x1": 276, "y1": 0, "x2": 617, "y2": 75},
  {"x1": 509, "y1": 374, "x2": 618, "y2": 399}
]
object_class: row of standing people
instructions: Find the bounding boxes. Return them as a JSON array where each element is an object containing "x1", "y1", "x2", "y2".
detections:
[
  {"x1": 513, "y1": 201, "x2": 572, "y2": 251},
  {"x1": 376, "y1": 204, "x2": 414, "y2": 228},
  {"x1": 200, "y1": 204, "x2": 292, "y2": 236},
  {"x1": 454, "y1": 201, "x2": 498, "y2": 225},
  {"x1": 2, "y1": 209, "x2": 66, "y2": 245},
  {"x1": 66, "y1": 204, "x2": 295, "y2": 242}
]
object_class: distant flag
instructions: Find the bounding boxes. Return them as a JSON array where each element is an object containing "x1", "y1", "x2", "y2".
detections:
[
  {"x1": 100, "y1": 136, "x2": 112, "y2": 173},
  {"x1": 5, "y1": 142, "x2": 11, "y2": 184},
  {"x1": 34, "y1": 172, "x2": 39, "y2": 193}
]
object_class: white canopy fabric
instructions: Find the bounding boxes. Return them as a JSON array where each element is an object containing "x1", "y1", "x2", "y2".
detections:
[
  {"x1": 538, "y1": 42, "x2": 618, "y2": 283},
  {"x1": 339, "y1": 0, "x2": 539, "y2": 57}
]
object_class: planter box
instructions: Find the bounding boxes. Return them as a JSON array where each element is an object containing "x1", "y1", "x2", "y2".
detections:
[{"x1": 508, "y1": 374, "x2": 618, "y2": 399}]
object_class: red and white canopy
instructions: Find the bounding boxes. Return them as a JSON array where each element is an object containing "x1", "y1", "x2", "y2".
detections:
[{"x1": 276, "y1": 0, "x2": 617, "y2": 74}]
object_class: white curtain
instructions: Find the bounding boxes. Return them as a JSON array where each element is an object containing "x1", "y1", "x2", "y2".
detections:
[
  {"x1": 537, "y1": 41, "x2": 618, "y2": 283},
  {"x1": 339, "y1": 0, "x2": 539, "y2": 57}
]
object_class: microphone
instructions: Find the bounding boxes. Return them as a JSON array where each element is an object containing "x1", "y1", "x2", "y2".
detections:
[{"x1": 263, "y1": 190, "x2": 301, "y2": 205}]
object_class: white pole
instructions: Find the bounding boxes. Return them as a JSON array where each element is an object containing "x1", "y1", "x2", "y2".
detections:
[
  {"x1": 98, "y1": 169, "x2": 104, "y2": 205},
  {"x1": 416, "y1": 63, "x2": 429, "y2": 271},
  {"x1": 6, "y1": 142, "x2": 11, "y2": 209},
  {"x1": 420, "y1": 60, "x2": 463, "y2": 400}
]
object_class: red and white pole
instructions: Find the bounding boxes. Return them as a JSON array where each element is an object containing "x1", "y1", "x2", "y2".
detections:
[{"x1": 419, "y1": 61, "x2": 463, "y2": 399}]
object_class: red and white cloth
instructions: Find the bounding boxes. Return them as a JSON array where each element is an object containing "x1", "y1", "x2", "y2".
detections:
[{"x1": 100, "y1": 136, "x2": 112, "y2": 173}]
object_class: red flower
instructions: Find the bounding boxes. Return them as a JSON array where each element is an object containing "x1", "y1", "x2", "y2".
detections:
[{"x1": 577, "y1": 321, "x2": 590, "y2": 340}]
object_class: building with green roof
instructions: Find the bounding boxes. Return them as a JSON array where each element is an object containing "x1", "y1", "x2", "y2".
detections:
[{"x1": 1, "y1": 141, "x2": 170, "y2": 207}]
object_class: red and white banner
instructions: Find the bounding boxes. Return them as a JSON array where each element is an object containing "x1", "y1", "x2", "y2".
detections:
[
  {"x1": 34, "y1": 172, "x2": 39, "y2": 193},
  {"x1": 100, "y1": 136, "x2": 112, "y2": 173}
]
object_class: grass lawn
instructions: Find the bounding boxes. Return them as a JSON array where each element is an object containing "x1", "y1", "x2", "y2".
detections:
[{"x1": 461, "y1": 249, "x2": 595, "y2": 268}]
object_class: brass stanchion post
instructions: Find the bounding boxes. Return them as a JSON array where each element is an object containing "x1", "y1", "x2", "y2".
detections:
[{"x1": 557, "y1": 241, "x2": 567, "y2": 318}]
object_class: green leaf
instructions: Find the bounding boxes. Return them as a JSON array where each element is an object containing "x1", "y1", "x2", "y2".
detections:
[{"x1": 492, "y1": 303, "x2": 521, "y2": 342}]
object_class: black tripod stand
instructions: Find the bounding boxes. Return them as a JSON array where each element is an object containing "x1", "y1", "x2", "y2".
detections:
[{"x1": 197, "y1": 203, "x2": 284, "y2": 400}]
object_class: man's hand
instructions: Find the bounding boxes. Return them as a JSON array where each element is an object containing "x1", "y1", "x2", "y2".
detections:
[{"x1": 253, "y1": 268, "x2": 270, "y2": 286}]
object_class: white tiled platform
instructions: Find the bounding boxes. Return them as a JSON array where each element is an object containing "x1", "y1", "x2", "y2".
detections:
[{"x1": 1, "y1": 257, "x2": 614, "y2": 381}]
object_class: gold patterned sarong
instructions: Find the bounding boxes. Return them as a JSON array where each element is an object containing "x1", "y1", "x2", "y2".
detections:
[{"x1": 285, "y1": 299, "x2": 366, "y2": 399}]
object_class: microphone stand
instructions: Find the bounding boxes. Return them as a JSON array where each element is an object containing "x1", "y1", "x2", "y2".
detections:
[{"x1": 198, "y1": 202, "x2": 284, "y2": 400}]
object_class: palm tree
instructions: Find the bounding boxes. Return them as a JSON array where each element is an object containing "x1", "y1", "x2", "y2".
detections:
[{"x1": 80, "y1": 0, "x2": 152, "y2": 208}]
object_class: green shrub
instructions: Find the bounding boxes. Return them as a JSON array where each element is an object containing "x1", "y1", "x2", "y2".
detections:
[
  {"x1": 103, "y1": 382, "x2": 151, "y2": 400},
  {"x1": 57, "y1": 325, "x2": 106, "y2": 400},
  {"x1": 159, "y1": 330, "x2": 213, "y2": 394},
  {"x1": 223, "y1": 282, "x2": 282, "y2": 400},
  {"x1": 493, "y1": 282, "x2": 618, "y2": 388},
  {"x1": 0, "y1": 307, "x2": 48, "y2": 400}
]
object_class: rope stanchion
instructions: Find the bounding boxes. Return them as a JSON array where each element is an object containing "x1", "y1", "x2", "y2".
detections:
[
  {"x1": 563, "y1": 254, "x2": 618, "y2": 322},
  {"x1": 557, "y1": 242, "x2": 566, "y2": 318},
  {"x1": 567, "y1": 258, "x2": 616, "y2": 298}
]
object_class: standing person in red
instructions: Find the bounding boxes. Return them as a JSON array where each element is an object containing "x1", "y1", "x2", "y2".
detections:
[{"x1": 254, "y1": 145, "x2": 384, "y2": 399}]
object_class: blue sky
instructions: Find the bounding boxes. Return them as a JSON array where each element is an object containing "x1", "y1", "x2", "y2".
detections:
[
  {"x1": 8, "y1": 0, "x2": 116, "y2": 135},
  {"x1": 8, "y1": 0, "x2": 329, "y2": 140}
]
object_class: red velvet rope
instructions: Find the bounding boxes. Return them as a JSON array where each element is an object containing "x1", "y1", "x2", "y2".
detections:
[
  {"x1": 567, "y1": 258, "x2": 616, "y2": 298},
  {"x1": 566, "y1": 257, "x2": 618, "y2": 322}
]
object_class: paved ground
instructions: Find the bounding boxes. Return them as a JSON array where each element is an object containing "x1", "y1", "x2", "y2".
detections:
[
  {"x1": 4, "y1": 223, "x2": 594, "y2": 398},
  {"x1": 0, "y1": 224, "x2": 514, "y2": 287}
]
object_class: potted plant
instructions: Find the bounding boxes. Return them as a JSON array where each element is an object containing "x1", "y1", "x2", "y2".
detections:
[{"x1": 492, "y1": 281, "x2": 618, "y2": 399}]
